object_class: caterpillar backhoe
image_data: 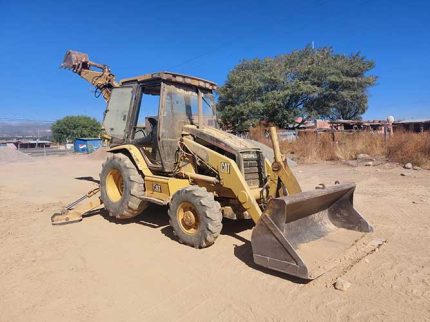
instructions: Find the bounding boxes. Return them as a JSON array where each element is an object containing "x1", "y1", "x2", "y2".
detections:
[{"x1": 52, "y1": 50, "x2": 374, "y2": 280}]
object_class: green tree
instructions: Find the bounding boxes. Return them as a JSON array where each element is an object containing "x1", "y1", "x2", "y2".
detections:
[
  {"x1": 217, "y1": 47, "x2": 376, "y2": 131},
  {"x1": 51, "y1": 115, "x2": 101, "y2": 143}
]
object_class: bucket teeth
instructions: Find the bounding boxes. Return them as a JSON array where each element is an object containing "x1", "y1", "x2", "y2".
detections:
[{"x1": 251, "y1": 183, "x2": 373, "y2": 279}]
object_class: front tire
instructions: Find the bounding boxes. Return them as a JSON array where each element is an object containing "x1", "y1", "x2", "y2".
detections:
[
  {"x1": 168, "y1": 186, "x2": 222, "y2": 248},
  {"x1": 100, "y1": 153, "x2": 148, "y2": 219}
]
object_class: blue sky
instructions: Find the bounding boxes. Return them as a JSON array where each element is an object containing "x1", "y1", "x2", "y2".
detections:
[{"x1": 0, "y1": 0, "x2": 429, "y2": 122}]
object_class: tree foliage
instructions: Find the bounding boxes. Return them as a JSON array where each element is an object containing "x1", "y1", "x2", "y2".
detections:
[
  {"x1": 217, "y1": 47, "x2": 376, "y2": 131},
  {"x1": 51, "y1": 115, "x2": 101, "y2": 143}
]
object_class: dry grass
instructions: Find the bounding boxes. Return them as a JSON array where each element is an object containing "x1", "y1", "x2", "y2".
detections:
[
  {"x1": 250, "y1": 125, "x2": 430, "y2": 168},
  {"x1": 286, "y1": 132, "x2": 387, "y2": 162},
  {"x1": 386, "y1": 132, "x2": 430, "y2": 167}
]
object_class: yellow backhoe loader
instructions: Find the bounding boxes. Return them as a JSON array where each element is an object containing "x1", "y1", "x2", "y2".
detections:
[{"x1": 52, "y1": 50, "x2": 373, "y2": 279}]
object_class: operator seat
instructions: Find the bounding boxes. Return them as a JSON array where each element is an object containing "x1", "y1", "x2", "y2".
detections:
[{"x1": 132, "y1": 118, "x2": 165, "y2": 172}]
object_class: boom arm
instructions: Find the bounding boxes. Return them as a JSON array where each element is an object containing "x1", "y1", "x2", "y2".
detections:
[{"x1": 61, "y1": 50, "x2": 118, "y2": 102}]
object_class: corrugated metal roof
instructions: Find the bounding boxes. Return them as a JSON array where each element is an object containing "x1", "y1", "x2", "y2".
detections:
[
  {"x1": 0, "y1": 140, "x2": 51, "y2": 144},
  {"x1": 395, "y1": 119, "x2": 430, "y2": 124}
]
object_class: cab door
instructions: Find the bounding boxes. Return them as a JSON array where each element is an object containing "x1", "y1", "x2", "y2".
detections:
[
  {"x1": 103, "y1": 86, "x2": 136, "y2": 143},
  {"x1": 158, "y1": 83, "x2": 198, "y2": 172}
]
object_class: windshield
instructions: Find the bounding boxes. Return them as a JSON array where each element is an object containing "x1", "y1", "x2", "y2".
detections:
[{"x1": 161, "y1": 84, "x2": 217, "y2": 140}]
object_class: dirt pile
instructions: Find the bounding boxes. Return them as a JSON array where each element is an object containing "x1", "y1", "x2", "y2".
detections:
[
  {"x1": 86, "y1": 147, "x2": 109, "y2": 161},
  {"x1": 0, "y1": 147, "x2": 33, "y2": 164}
]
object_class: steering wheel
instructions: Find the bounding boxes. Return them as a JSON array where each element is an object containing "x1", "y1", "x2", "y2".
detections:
[{"x1": 134, "y1": 127, "x2": 147, "y2": 138}]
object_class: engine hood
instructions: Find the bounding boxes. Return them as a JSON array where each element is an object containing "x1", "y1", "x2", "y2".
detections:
[{"x1": 182, "y1": 125, "x2": 260, "y2": 155}]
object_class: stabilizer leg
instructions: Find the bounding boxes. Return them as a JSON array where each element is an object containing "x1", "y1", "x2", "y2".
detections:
[{"x1": 51, "y1": 188, "x2": 103, "y2": 225}]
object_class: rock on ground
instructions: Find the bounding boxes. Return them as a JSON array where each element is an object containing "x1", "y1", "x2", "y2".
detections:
[
  {"x1": 404, "y1": 163, "x2": 413, "y2": 169},
  {"x1": 334, "y1": 278, "x2": 352, "y2": 291},
  {"x1": 357, "y1": 153, "x2": 371, "y2": 160}
]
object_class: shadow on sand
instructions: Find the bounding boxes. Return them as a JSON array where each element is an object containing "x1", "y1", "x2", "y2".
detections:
[
  {"x1": 81, "y1": 203, "x2": 307, "y2": 283},
  {"x1": 74, "y1": 176, "x2": 100, "y2": 184}
]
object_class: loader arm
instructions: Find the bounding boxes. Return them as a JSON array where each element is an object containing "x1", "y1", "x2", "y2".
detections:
[
  {"x1": 61, "y1": 50, "x2": 119, "y2": 102},
  {"x1": 266, "y1": 126, "x2": 302, "y2": 197}
]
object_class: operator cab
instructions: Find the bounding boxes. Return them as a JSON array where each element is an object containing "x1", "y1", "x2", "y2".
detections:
[{"x1": 103, "y1": 72, "x2": 217, "y2": 173}]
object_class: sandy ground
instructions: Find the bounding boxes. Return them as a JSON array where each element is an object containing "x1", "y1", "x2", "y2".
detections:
[{"x1": 0, "y1": 154, "x2": 429, "y2": 321}]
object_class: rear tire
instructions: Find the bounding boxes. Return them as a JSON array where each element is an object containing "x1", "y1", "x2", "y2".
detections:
[
  {"x1": 168, "y1": 186, "x2": 222, "y2": 248},
  {"x1": 100, "y1": 153, "x2": 148, "y2": 219}
]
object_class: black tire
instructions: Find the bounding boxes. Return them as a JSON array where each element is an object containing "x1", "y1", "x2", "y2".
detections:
[
  {"x1": 168, "y1": 186, "x2": 222, "y2": 248},
  {"x1": 100, "y1": 153, "x2": 148, "y2": 219}
]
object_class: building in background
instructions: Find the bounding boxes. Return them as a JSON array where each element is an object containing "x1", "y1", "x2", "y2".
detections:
[
  {"x1": 393, "y1": 119, "x2": 430, "y2": 133},
  {"x1": 0, "y1": 140, "x2": 51, "y2": 149},
  {"x1": 328, "y1": 120, "x2": 388, "y2": 134},
  {"x1": 249, "y1": 118, "x2": 395, "y2": 143}
]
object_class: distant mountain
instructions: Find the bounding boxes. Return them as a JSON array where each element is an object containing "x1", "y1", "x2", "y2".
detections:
[{"x1": 0, "y1": 121, "x2": 52, "y2": 139}]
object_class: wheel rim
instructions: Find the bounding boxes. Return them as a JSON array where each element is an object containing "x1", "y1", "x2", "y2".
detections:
[
  {"x1": 105, "y1": 169, "x2": 124, "y2": 202},
  {"x1": 177, "y1": 202, "x2": 199, "y2": 235}
]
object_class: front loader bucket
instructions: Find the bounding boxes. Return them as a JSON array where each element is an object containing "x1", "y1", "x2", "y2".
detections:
[{"x1": 251, "y1": 183, "x2": 372, "y2": 280}]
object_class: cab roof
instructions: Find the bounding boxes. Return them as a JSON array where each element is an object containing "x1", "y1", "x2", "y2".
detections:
[{"x1": 120, "y1": 71, "x2": 217, "y2": 90}]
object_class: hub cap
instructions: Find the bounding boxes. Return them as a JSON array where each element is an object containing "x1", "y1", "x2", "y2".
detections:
[
  {"x1": 177, "y1": 202, "x2": 199, "y2": 235},
  {"x1": 106, "y1": 169, "x2": 124, "y2": 202}
]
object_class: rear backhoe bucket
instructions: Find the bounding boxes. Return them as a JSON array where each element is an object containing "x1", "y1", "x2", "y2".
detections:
[
  {"x1": 251, "y1": 182, "x2": 372, "y2": 279},
  {"x1": 61, "y1": 50, "x2": 89, "y2": 70}
]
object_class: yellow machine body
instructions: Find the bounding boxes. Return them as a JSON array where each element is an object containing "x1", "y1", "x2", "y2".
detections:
[{"x1": 53, "y1": 50, "x2": 374, "y2": 280}]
